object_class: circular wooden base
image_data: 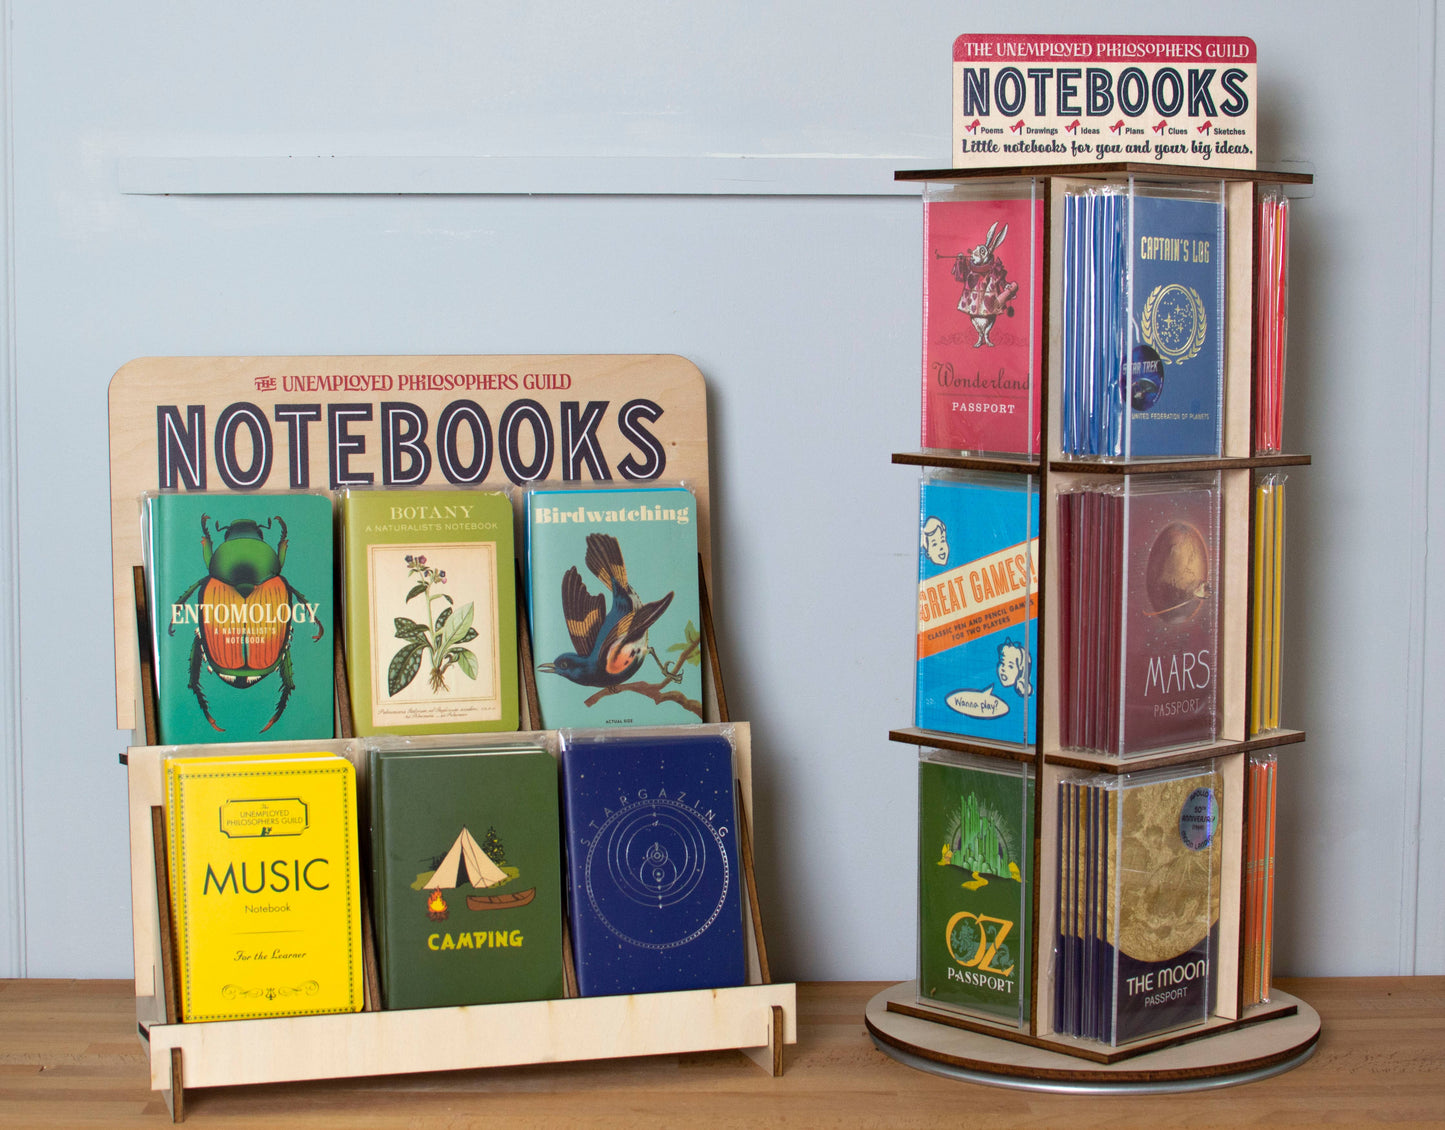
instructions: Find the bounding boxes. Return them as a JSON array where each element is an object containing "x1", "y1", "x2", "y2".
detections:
[{"x1": 866, "y1": 982, "x2": 1320, "y2": 1094}]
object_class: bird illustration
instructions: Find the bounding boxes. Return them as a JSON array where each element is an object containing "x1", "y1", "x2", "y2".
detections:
[{"x1": 538, "y1": 533, "x2": 675, "y2": 688}]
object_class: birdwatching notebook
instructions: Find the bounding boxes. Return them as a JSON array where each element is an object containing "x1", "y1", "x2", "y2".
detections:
[
  {"x1": 164, "y1": 751, "x2": 364, "y2": 1023},
  {"x1": 917, "y1": 752, "x2": 1034, "y2": 1026},
  {"x1": 526, "y1": 486, "x2": 702, "y2": 729},
  {"x1": 560, "y1": 729, "x2": 745, "y2": 997},
  {"x1": 368, "y1": 744, "x2": 564, "y2": 1010},
  {"x1": 342, "y1": 489, "x2": 517, "y2": 736},
  {"x1": 144, "y1": 491, "x2": 335, "y2": 746}
]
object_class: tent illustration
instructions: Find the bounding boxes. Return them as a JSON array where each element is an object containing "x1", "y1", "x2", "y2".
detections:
[{"x1": 426, "y1": 826, "x2": 508, "y2": 890}]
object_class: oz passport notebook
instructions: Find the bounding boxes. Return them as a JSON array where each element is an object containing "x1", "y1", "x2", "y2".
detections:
[
  {"x1": 144, "y1": 492, "x2": 334, "y2": 745},
  {"x1": 916, "y1": 472, "x2": 1039, "y2": 745},
  {"x1": 917, "y1": 752, "x2": 1033, "y2": 1026},
  {"x1": 526, "y1": 486, "x2": 702, "y2": 729},
  {"x1": 368, "y1": 744, "x2": 564, "y2": 1010},
  {"x1": 342, "y1": 489, "x2": 518, "y2": 736},
  {"x1": 560, "y1": 729, "x2": 745, "y2": 997},
  {"x1": 164, "y1": 751, "x2": 364, "y2": 1022}
]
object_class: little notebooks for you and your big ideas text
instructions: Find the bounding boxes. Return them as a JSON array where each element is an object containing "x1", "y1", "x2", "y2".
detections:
[
  {"x1": 145, "y1": 492, "x2": 335, "y2": 745},
  {"x1": 369, "y1": 744, "x2": 565, "y2": 1010},
  {"x1": 527, "y1": 486, "x2": 703, "y2": 729},
  {"x1": 164, "y1": 751, "x2": 365, "y2": 1023},
  {"x1": 343, "y1": 489, "x2": 519, "y2": 737},
  {"x1": 561, "y1": 729, "x2": 746, "y2": 997}
]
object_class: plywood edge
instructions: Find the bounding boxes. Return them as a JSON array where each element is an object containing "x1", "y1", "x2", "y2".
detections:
[{"x1": 146, "y1": 982, "x2": 797, "y2": 1090}]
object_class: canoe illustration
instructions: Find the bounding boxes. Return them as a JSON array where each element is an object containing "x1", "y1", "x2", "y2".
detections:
[{"x1": 466, "y1": 887, "x2": 536, "y2": 911}]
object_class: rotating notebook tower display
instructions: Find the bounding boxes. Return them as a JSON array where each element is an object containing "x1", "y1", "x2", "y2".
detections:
[
  {"x1": 865, "y1": 165, "x2": 1321, "y2": 1087},
  {"x1": 107, "y1": 355, "x2": 796, "y2": 1120}
]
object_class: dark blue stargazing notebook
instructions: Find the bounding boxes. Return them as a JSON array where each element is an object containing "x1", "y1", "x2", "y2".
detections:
[{"x1": 560, "y1": 730, "x2": 746, "y2": 997}]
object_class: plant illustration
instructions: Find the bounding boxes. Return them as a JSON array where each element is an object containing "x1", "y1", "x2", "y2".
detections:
[{"x1": 388, "y1": 554, "x2": 478, "y2": 696}]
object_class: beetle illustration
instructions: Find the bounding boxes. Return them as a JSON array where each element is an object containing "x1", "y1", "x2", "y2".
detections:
[{"x1": 167, "y1": 513, "x2": 323, "y2": 733}]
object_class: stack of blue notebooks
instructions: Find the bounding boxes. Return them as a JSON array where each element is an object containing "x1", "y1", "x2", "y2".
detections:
[{"x1": 1061, "y1": 188, "x2": 1225, "y2": 459}]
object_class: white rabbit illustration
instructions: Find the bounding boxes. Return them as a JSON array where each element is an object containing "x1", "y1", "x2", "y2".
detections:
[{"x1": 947, "y1": 221, "x2": 1019, "y2": 348}]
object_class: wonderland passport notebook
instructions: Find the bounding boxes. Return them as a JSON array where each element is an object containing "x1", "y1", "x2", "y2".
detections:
[
  {"x1": 916, "y1": 471, "x2": 1039, "y2": 745},
  {"x1": 342, "y1": 489, "x2": 517, "y2": 736},
  {"x1": 526, "y1": 486, "x2": 702, "y2": 729},
  {"x1": 921, "y1": 190, "x2": 1043, "y2": 455},
  {"x1": 144, "y1": 491, "x2": 335, "y2": 745},
  {"x1": 560, "y1": 728, "x2": 745, "y2": 997},
  {"x1": 164, "y1": 751, "x2": 364, "y2": 1022},
  {"x1": 368, "y1": 744, "x2": 564, "y2": 1010}
]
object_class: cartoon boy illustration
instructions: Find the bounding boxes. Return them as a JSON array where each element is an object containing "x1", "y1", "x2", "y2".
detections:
[{"x1": 921, "y1": 517, "x2": 949, "y2": 567}]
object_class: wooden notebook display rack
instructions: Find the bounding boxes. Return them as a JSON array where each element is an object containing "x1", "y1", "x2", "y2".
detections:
[{"x1": 111, "y1": 356, "x2": 795, "y2": 1121}]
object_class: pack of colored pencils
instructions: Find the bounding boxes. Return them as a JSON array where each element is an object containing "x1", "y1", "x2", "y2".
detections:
[
  {"x1": 1255, "y1": 189, "x2": 1290, "y2": 453},
  {"x1": 1250, "y1": 472, "x2": 1287, "y2": 734},
  {"x1": 1242, "y1": 752, "x2": 1278, "y2": 1006}
]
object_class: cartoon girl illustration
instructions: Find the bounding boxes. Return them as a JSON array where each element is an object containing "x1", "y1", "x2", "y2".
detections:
[{"x1": 996, "y1": 638, "x2": 1032, "y2": 700}]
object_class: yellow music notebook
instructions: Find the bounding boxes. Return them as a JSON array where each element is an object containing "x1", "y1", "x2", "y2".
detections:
[{"x1": 164, "y1": 752, "x2": 364, "y2": 1023}]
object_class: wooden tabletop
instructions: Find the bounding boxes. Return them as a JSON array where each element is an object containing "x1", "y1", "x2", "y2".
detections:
[{"x1": 1, "y1": 978, "x2": 1441, "y2": 1126}]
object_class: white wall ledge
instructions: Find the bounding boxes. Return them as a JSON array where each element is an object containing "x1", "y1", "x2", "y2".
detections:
[{"x1": 117, "y1": 155, "x2": 929, "y2": 197}]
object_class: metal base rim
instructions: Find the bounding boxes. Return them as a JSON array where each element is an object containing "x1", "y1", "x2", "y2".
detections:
[
  {"x1": 865, "y1": 981, "x2": 1321, "y2": 1094},
  {"x1": 869, "y1": 1031, "x2": 1318, "y2": 1095}
]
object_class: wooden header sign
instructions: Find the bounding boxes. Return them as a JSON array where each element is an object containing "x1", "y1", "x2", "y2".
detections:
[
  {"x1": 108, "y1": 354, "x2": 711, "y2": 730},
  {"x1": 952, "y1": 35, "x2": 1257, "y2": 170}
]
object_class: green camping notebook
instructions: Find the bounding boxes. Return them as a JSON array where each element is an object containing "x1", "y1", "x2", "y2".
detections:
[
  {"x1": 144, "y1": 491, "x2": 335, "y2": 745},
  {"x1": 368, "y1": 743, "x2": 565, "y2": 1010},
  {"x1": 342, "y1": 490, "x2": 518, "y2": 736}
]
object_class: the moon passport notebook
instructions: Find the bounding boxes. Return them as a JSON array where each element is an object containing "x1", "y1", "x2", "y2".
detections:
[
  {"x1": 526, "y1": 486, "x2": 702, "y2": 729},
  {"x1": 917, "y1": 751, "x2": 1034, "y2": 1026},
  {"x1": 915, "y1": 471, "x2": 1039, "y2": 746},
  {"x1": 164, "y1": 751, "x2": 364, "y2": 1023},
  {"x1": 559, "y1": 728, "x2": 746, "y2": 997},
  {"x1": 144, "y1": 492, "x2": 335, "y2": 745},
  {"x1": 921, "y1": 191, "x2": 1043, "y2": 456},
  {"x1": 368, "y1": 743, "x2": 564, "y2": 1010},
  {"x1": 341, "y1": 489, "x2": 517, "y2": 737},
  {"x1": 1053, "y1": 763, "x2": 1224, "y2": 1044}
]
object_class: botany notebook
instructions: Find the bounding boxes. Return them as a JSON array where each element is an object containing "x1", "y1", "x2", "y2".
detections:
[
  {"x1": 164, "y1": 751, "x2": 364, "y2": 1023},
  {"x1": 144, "y1": 492, "x2": 335, "y2": 745},
  {"x1": 342, "y1": 490, "x2": 518, "y2": 736},
  {"x1": 369, "y1": 744, "x2": 564, "y2": 1010},
  {"x1": 917, "y1": 752, "x2": 1033, "y2": 1026},
  {"x1": 560, "y1": 729, "x2": 745, "y2": 997},
  {"x1": 526, "y1": 486, "x2": 702, "y2": 728}
]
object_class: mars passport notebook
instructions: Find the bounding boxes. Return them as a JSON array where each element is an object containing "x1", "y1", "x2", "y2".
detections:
[
  {"x1": 342, "y1": 489, "x2": 517, "y2": 736},
  {"x1": 368, "y1": 743, "x2": 564, "y2": 1010},
  {"x1": 560, "y1": 728, "x2": 745, "y2": 997},
  {"x1": 145, "y1": 491, "x2": 334, "y2": 745},
  {"x1": 916, "y1": 471, "x2": 1039, "y2": 745},
  {"x1": 526, "y1": 486, "x2": 702, "y2": 729},
  {"x1": 917, "y1": 751, "x2": 1034, "y2": 1026},
  {"x1": 164, "y1": 751, "x2": 363, "y2": 1022}
]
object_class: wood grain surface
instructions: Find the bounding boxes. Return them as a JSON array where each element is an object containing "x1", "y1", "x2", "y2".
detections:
[{"x1": 0, "y1": 978, "x2": 1439, "y2": 1127}]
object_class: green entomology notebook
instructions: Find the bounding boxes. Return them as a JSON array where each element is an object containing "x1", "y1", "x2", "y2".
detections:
[
  {"x1": 342, "y1": 490, "x2": 518, "y2": 736},
  {"x1": 368, "y1": 744, "x2": 564, "y2": 1010},
  {"x1": 144, "y1": 491, "x2": 335, "y2": 745}
]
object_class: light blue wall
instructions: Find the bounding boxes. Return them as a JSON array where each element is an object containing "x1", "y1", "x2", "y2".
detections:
[{"x1": 2, "y1": 1, "x2": 1440, "y2": 980}]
